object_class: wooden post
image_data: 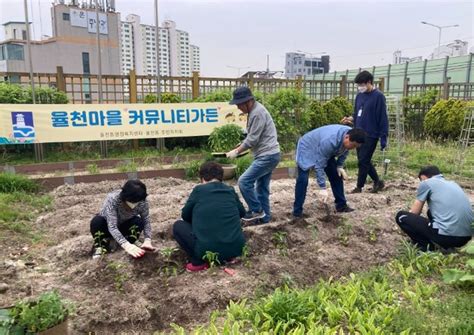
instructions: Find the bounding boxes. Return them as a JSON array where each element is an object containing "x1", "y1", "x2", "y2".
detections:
[
  {"x1": 403, "y1": 77, "x2": 410, "y2": 98},
  {"x1": 247, "y1": 72, "x2": 255, "y2": 91},
  {"x1": 192, "y1": 71, "x2": 200, "y2": 100},
  {"x1": 442, "y1": 76, "x2": 450, "y2": 100},
  {"x1": 339, "y1": 75, "x2": 347, "y2": 98},
  {"x1": 56, "y1": 66, "x2": 66, "y2": 92},
  {"x1": 129, "y1": 69, "x2": 139, "y2": 150},
  {"x1": 296, "y1": 75, "x2": 303, "y2": 91},
  {"x1": 379, "y1": 77, "x2": 385, "y2": 93}
]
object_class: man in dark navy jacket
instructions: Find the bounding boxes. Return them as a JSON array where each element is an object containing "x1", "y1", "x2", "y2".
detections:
[{"x1": 342, "y1": 71, "x2": 388, "y2": 193}]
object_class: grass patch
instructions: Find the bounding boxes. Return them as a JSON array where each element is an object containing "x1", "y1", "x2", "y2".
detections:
[
  {"x1": 0, "y1": 173, "x2": 39, "y2": 193},
  {"x1": 0, "y1": 192, "x2": 52, "y2": 241},
  {"x1": 166, "y1": 242, "x2": 474, "y2": 334}
]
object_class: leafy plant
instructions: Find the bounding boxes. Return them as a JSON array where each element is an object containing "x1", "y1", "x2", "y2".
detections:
[
  {"x1": 443, "y1": 240, "x2": 474, "y2": 287},
  {"x1": 235, "y1": 155, "x2": 253, "y2": 178},
  {"x1": 202, "y1": 250, "x2": 220, "y2": 268},
  {"x1": 241, "y1": 244, "x2": 251, "y2": 267},
  {"x1": 208, "y1": 124, "x2": 244, "y2": 152},
  {"x1": 194, "y1": 90, "x2": 232, "y2": 102},
  {"x1": 86, "y1": 163, "x2": 99, "y2": 174},
  {"x1": 0, "y1": 173, "x2": 39, "y2": 193},
  {"x1": 184, "y1": 159, "x2": 203, "y2": 180},
  {"x1": 322, "y1": 96, "x2": 352, "y2": 125},
  {"x1": 402, "y1": 89, "x2": 439, "y2": 136},
  {"x1": 159, "y1": 247, "x2": 180, "y2": 278},
  {"x1": 272, "y1": 231, "x2": 288, "y2": 256},
  {"x1": 0, "y1": 83, "x2": 68, "y2": 104},
  {"x1": 116, "y1": 161, "x2": 138, "y2": 173},
  {"x1": 144, "y1": 92, "x2": 181, "y2": 103},
  {"x1": 106, "y1": 261, "x2": 129, "y2": 293},
  {"x1": 424, "y1": 99, "x2": 468, "y2": 140},
  {"x1": 3, "y1": 291, "x2": 71, "y2": 333},
  {"x1": 337, "y1": 219, "x2": 352, "y2": 246},
  {"x1": 266, "y1": 89, "x2": 309, "y2": 151}
]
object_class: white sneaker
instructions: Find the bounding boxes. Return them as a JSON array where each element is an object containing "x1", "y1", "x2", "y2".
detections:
[{"x1": 92, "y1": 247, "x2": 107, "y2": 259}]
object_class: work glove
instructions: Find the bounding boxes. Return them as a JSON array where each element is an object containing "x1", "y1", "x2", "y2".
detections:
[
  {"x1": 318, "y1": 188, "x2": 329, "y2": 203},
  {"x1": 226, "y1": 149, "x2": 239, "y2": 159},
  {"x1": 340, "y1": 116, "x2": 353, "y2": 125},
  {"x1": 141, "y1": 238, "x2": 156, "y2": 252},
  {"x1": 380, "y1": 136, "x2": 387, "y2": 151},
  {"x1": 122, "y1": 242, "x2": 145, "y2": 258},
  {"x1": 337, "y1": 167, "x2": 348, "y2": 180}
]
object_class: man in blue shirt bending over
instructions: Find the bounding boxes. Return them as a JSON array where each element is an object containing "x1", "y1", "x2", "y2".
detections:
[
  {"x1": 292, "y1": 125, "x2": 367, "y2": 218},
  {"x1": 395, "y1": 165, "x2": 472, "y2": 252},
  {"x1": 342, "y1": 71, "x2": 388, "y2": 194}
]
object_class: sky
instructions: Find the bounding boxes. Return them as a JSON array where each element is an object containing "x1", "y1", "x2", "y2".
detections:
[{"x1": 0, "y1": 0, "x2": 472, "y2": 77}]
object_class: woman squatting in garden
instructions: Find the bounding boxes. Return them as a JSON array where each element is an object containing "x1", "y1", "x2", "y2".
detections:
[{"x1": 90, "y1": 180, "x2": 156, "y2": 259}]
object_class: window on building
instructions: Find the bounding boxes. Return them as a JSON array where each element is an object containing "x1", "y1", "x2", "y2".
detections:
[
  {"x1": 0, "y1": 45, "x2": 5, "y2": 60},
  {"x1": 82, "y1": 52, "x2": 90, "y2": 74},
  {"x1": 63, "y1": 13, "x2": 70, "y2": 21},
  {"x1": 6, "y1": 44, "x2": 24, "y2": 60}
]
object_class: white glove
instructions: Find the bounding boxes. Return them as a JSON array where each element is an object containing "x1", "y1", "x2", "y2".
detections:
[
  {"x1": 141, "y1": 238, "x2": 156, "y2": 252},
  {"x1": 122, "y1": 242, "x2": 145, "y2": 258},
  {"x1": 318, "y1": 188, "x2": 329, "y2": 203},
  {"x1": 337, "y1": 167, "x2": 348, "y2": 180},
  {"x1": 226, "y1": 149, "x2": 239, "y2": 159},
  {"x1": 340, "y1": 116, "x2": 353, "y2": 125}
]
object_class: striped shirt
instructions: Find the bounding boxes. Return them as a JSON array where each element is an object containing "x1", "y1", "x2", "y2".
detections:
[{"x1": 98, "y1": 190, "x2": 152, "y2": 245}]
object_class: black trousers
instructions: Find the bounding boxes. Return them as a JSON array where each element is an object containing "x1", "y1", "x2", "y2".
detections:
[
  {"x1": 172, "y1": 220, "x2": 204, "y2": 265},
  {"x1": 356, "y1": 136, "x2": 380, "y2": 188},
  {"x1": 90, "y1": 215, "x2": 144, "y2": 248},
  {"x1": 395, "y1": 210, "x2": 471, "y2": 251}
]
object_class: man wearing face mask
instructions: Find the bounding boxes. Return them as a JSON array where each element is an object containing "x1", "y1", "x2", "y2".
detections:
[
  {"x1": 225, "y1": 87, "x2": 281, "y2": 224},
  {"x1": 90, "y1": 180, "x2": 156, "y2": 259},
  {"x1": 341, "y1": 71, "x2": 388, "y2": 194}
]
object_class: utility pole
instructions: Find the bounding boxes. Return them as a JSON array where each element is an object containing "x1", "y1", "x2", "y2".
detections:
[
  {"x1": 421, "y1": 21, "x2": 459, "y2": 58},
  {"x1": 95, "y1": 0, "x2": 107, "y2": 157}
]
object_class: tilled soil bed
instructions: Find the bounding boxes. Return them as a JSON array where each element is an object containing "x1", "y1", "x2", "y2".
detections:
[{"x1": 1, "y1": 176, "x2": 451, "y2": 334}]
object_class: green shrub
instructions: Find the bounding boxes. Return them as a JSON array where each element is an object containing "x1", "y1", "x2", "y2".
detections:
[
  {"x1": 208, "y1": 124, "x2": 244, "y2": 152},
  {"x1": 402, "y1": 89, "x2": 439, "y2": 136},
  {"x1": 3, "y1": 291, "x2": 72, "y2": 333},
  {"x1": 442, "y1": 241, "x2": 474, "y2": 287},
  {"x1": 424, "y1": 99, "x2": 468, "y2": 139},
  {"x1": 323, "y1": 96, "x2": 352, "y2": 124},
  {"x1": 0, "y1": 83, "x2": 68, "y2": 104},
  {"x1": 0, "y1": 83, "x2": 27, "y2": 103},
  {"x1": 266, "y1": 89, "x2": 309, "y2": 151},
  {"x1": 185, "y1": 160, "x2": 203, "y2": 180},
  {"x1": 304, "y1": 100, "x2": 326, "y2": 131},
  {"x1": 194, "y1": 89, "x2": 233, "y2": 102},
  {"x1": 235, "y1": 155, "x2": 253, "y2": 178},
  {"x1": 0, "y1": 173, "x2": 39, "y2": 193},
  {"x1": 144, "y1": 92, "x2": 181, "y2": 103}
]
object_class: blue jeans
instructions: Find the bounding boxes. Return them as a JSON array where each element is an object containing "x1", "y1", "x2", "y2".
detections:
[
  {"x1": 238, "y1": 152, "x2": 281, "y2": 222},
  {"x1": 293, "y1": 157, "x2": 347, "y2": 217}
]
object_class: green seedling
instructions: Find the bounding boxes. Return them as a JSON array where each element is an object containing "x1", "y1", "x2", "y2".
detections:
[
  {"x1": 337, "y1": 220, "x2": 352, "y2": 246},
  {"x1": 86, "y1": 163, "x2": 99, "y2": 174},
  {"x1": 241, "y1": 244, "x2": 251, "y2": 267},
  {"x1": 93, "y1": 231, "x2": 108, "y2": 255},
  {"x1": 129, "y1": 224, "x2": 140, "y2": 242},
  {"x1": 203, "y1": 251, "x2": 220, "y2": 268},
  {"x1": 272, "y1": 231, "x2": 288, "y2": 256},
  {"x1": 106, "y1": 261, "x2": 129, "y2": 293},
  {"x1": 158, "y1": 247, "x2": 180, "y2": 279}
]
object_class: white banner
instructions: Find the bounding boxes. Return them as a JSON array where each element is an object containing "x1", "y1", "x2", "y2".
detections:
[
  {"x1": 86, "y1": 12, "x2": 108, "y2": 35},
  {"x1": 70, "y1": 8, "x2": 87, "y2": 28}
]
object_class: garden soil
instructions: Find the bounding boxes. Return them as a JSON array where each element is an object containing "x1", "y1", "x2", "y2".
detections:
[{"x1": 1, "y1": 176, "x2": 468, "y2": 334}]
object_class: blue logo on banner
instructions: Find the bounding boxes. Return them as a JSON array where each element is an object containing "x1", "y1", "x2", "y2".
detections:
[{"x1": 11, "y1": 112, "x2": 35, "y2": 139}]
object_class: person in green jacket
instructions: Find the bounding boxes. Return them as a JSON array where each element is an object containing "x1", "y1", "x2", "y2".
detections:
[{"x1": 173, "y1": 161, "x2": 247, "y2": 272}]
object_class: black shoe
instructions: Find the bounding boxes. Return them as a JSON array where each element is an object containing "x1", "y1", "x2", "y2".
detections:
[
  {"x1": 336, "y1": 206, "x2": 355, "y2": 213},
  {"x1": 370, "y1": 180, "x2": 385, "y2": 193},
  {"x1": 241, "y1": 211, "x2": 266, "y2": 222},
  {"x1": 350, "y1": 187, "x2": 362, "y2": 194}
]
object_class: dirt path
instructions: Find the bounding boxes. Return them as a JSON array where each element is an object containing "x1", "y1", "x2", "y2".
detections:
[{"x1": 1, "y1": 176, "x2": 440, "y2": 334}]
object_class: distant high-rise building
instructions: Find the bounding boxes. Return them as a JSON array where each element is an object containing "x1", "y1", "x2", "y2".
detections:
[
  {"x1": 119, "y1": 16, "x2": 200, "y2": 77},
  {"x1": 284, "y1": 52, "x2": 329, "y2": 79}
]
